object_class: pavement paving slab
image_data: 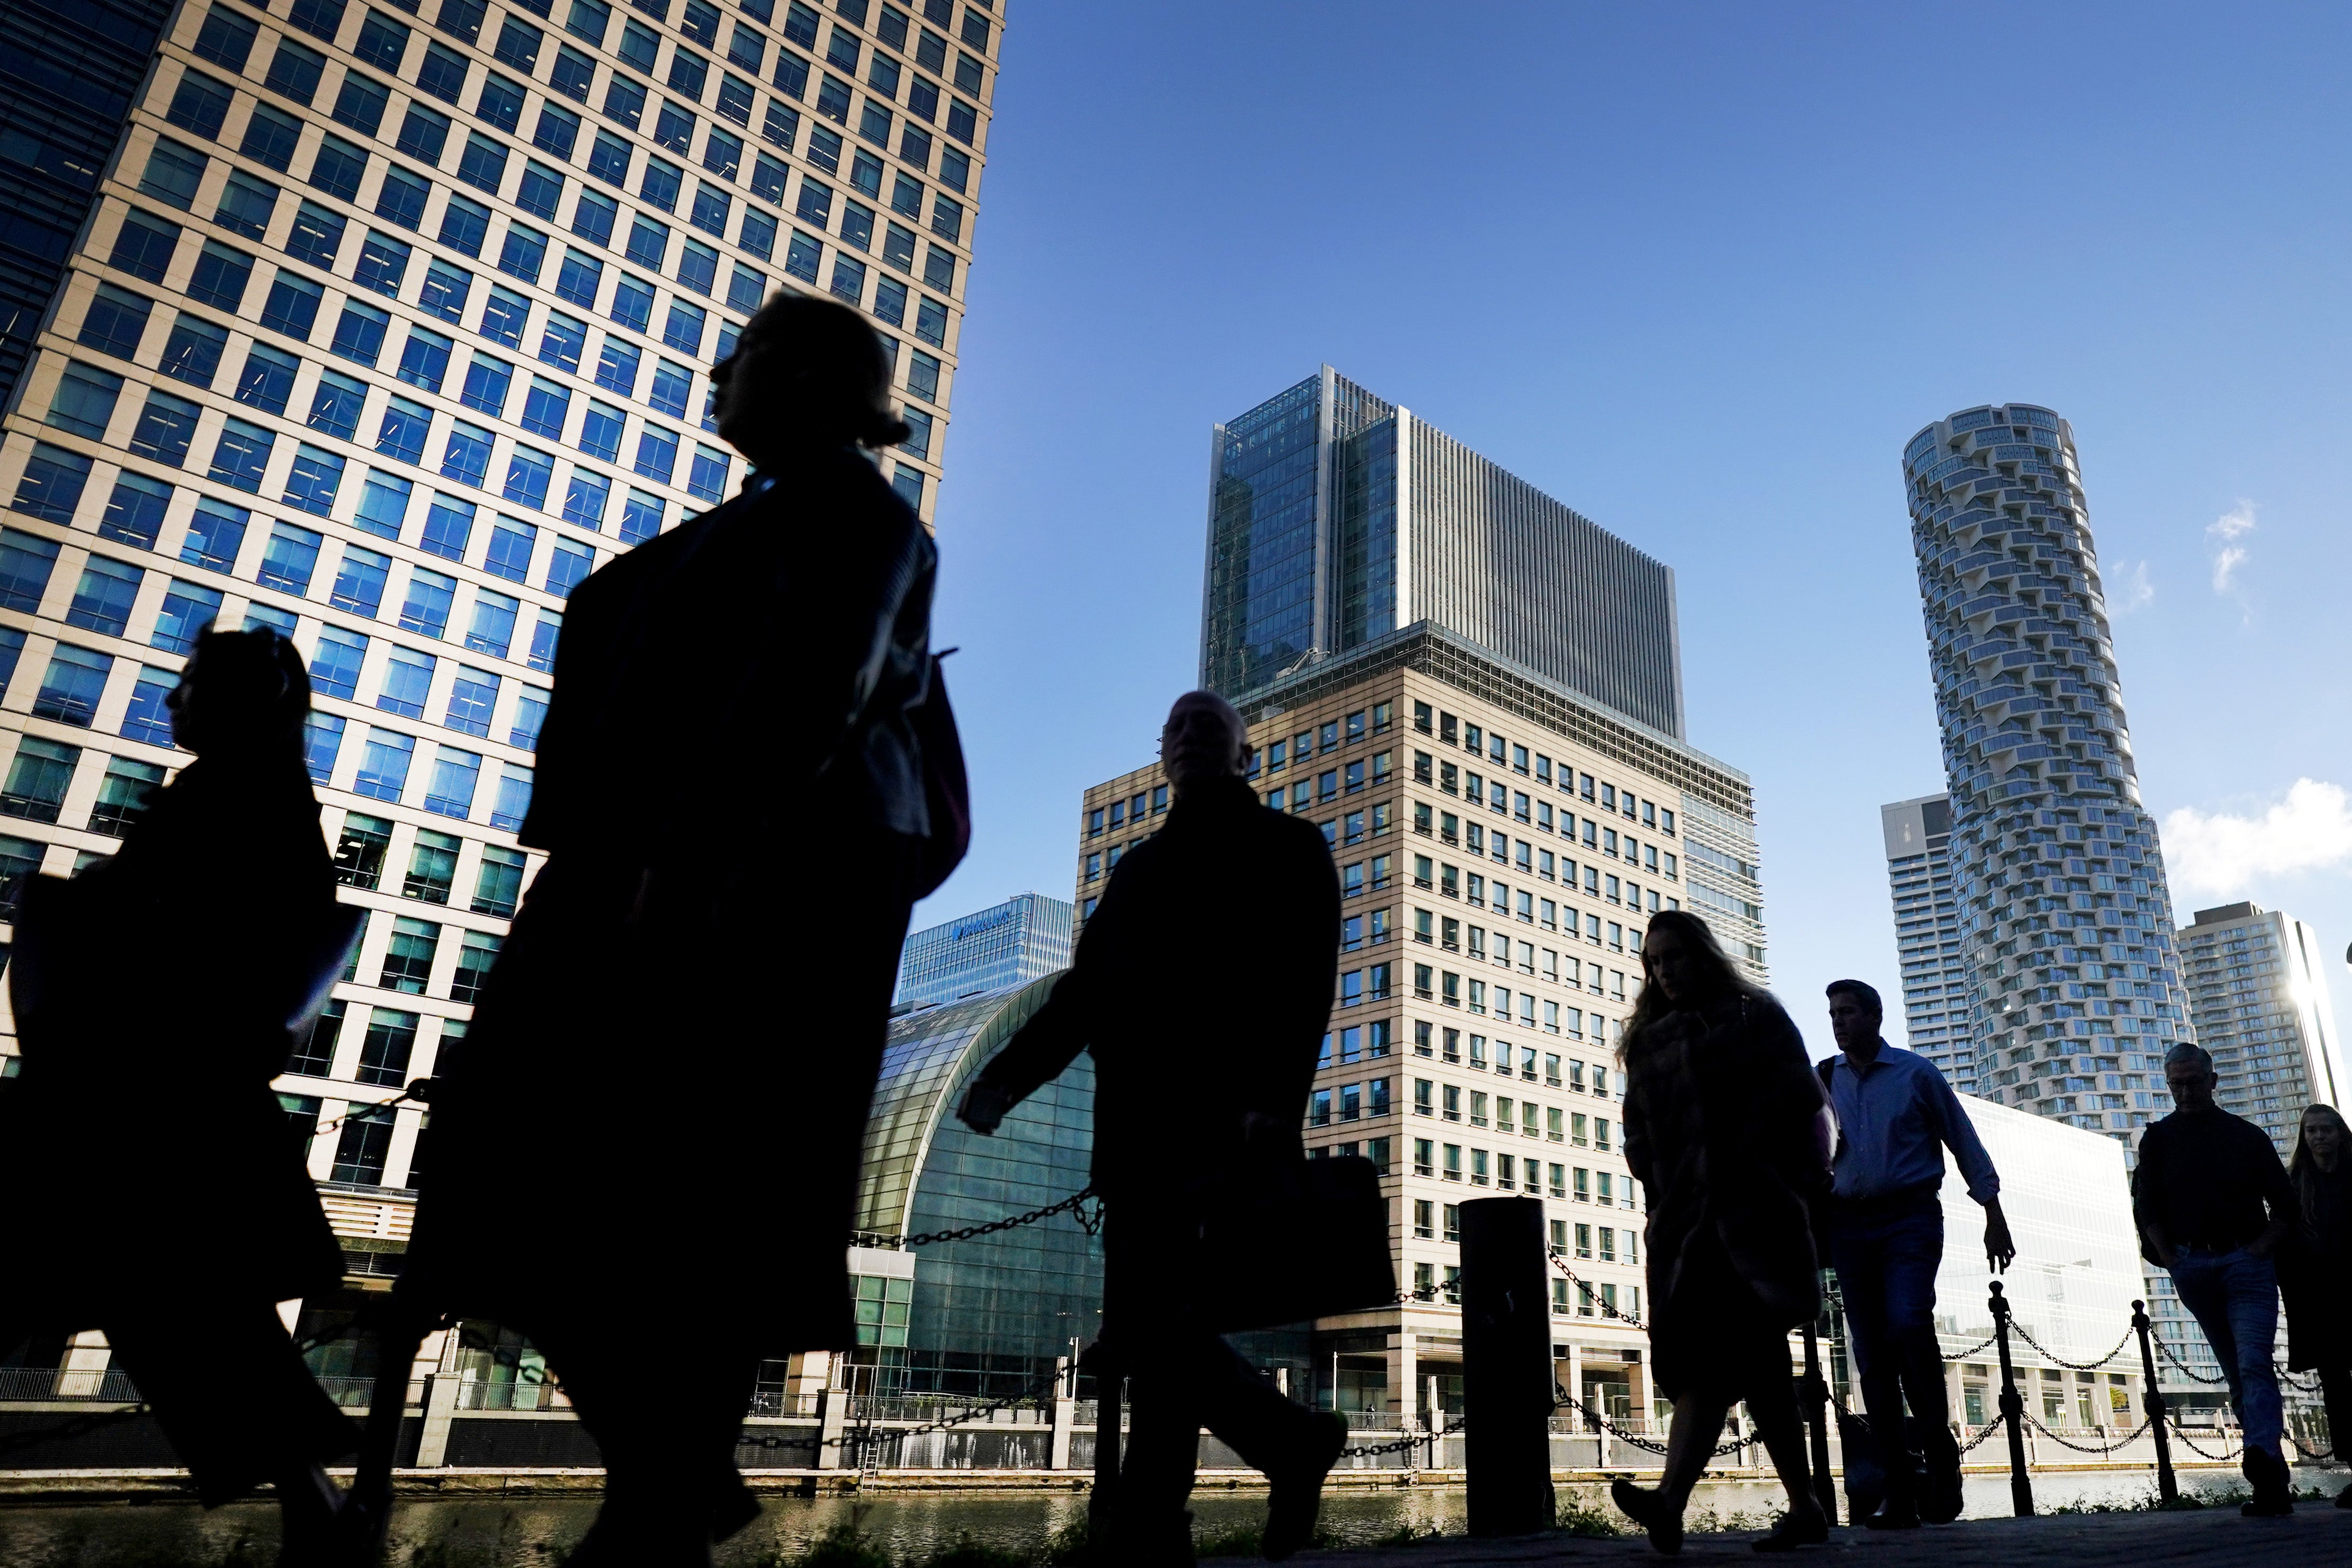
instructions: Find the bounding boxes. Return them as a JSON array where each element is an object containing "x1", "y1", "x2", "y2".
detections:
[{"x1": 1208, "y1": 1504, "x2": 2352, "y2": 1567}]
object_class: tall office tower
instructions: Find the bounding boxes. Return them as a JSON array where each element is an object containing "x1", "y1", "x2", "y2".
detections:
[
  {"x1": 2178, "y1": 902, "x2": 2345, "y2": 1150},
  {"x1": 1201, "y1": 367, "x2": 1685, "y2": 740},
  {"x1": 1901, "y1": 404, "x2": 2193, "y2": 1155},
  {"x1": 0, "y1": 0, "x2": 176, "y2": 404},
  {"x1": 894, "y1": 890, "x2": 1072, "y2": 1009},
  {"x1": 1880, "y1": 793, "x2": 1976, "y2": 1090},
  {"x1": 1066, "y1": 381, "x2": 1765, "y2": 1419},
  {"x1": 0, "y1": 0, "x2": 997, "y2": 1292}
]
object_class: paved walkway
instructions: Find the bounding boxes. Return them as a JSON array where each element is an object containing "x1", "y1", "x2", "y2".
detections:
[{"x1": 1215, "y1": 1504, "x2": 2352, "y2": 1566}]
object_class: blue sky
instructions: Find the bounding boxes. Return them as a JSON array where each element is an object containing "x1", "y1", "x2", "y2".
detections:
[{"x1": 910, "y1": 1, "x2": 2352, "y2": 1061}]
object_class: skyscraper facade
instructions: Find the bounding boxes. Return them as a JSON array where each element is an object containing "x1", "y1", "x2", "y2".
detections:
[
  {"x1": 1880, "y1": 792, "x2": 1975, "y2": 1091},
  {"x1": 0, "y1": 0, "x2": 997, "y2": 1276},
  {"x1": 2178, "y1": 901, "x2": 2345, "y2": 1151},
  {"x1": 1201, "y1": 368, "x2": 1684, "y2": 739},
  {"x1": 893, "y1": 890, "x2": 1072, "y2": 1009},
  {"x1": 1901, "y1": 404, "x2": 2193, "y2": 1154}
]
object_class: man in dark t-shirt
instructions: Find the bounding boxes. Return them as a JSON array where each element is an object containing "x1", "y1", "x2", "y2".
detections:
[{"x1": 2133, "y1": 1042, "x2": 2296, "y2": 1516}]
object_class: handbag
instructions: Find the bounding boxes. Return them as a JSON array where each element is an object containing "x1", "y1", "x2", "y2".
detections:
[
  {"x1": 910, "y1": 649, "x2": 970, "y2": 900},
  {"x1": 1196, "y1": 1155, "x2": 1396, "y2": 1334}
]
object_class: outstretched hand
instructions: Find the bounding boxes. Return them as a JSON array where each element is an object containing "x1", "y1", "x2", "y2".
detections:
[{"x1": 958, "y1": 1081, "x2": 1012, "y2": 1136}]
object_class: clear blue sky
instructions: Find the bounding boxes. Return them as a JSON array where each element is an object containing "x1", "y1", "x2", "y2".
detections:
[{"x1": 913, "y1": 1, "x2": 2352, "y2": 1061}]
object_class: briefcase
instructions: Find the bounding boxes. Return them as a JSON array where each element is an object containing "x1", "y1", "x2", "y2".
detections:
[{"x1": 1197, "y1": 1155, "x2": 1396, "y2": 1334}]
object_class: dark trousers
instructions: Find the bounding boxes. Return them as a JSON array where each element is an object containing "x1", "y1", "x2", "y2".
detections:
[
  {"x1": 2319, "y1": 1367, "x2": 2352, "y2": 1470},
  {"x1": 1829, "y1": 1189, "x2": 1953, "y2": 1504},
  {"x1": 103, "y1": 1304, "x2": 355, "y2": 1507},
  {"x1": 1103, "y1": 1201, "x2": 1319, "y2": 1532},
  {"x1": 536, "y1": 1326, "x2": 762, "y2": 1555}
]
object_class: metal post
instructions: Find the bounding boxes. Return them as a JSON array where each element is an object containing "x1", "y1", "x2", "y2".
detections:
[
  {"x1": 1459, "y1": 1196, "x2": 1555, "y2": 1536},
  {"x1": 1088, "y1": 1367, "x2": 1122, "y2": 1544},
  {"x1": 1988, "y1": 1281, "x2": 2034, "y2": 1517},
  {"x1": 2132, "y1": 1299, "x2": 2177, "y2": 1503},
  {"x1": 1801, "y1": 1324, "x2": 1838, "y2": 1526}
]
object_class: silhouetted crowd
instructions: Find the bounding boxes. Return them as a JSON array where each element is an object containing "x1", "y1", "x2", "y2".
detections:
[{"x1": 1, "y1": 295, "x2": 2346, "y2": 1567}]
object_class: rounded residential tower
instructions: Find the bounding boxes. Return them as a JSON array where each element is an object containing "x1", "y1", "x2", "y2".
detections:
[{"x1": 1901, "y1": 404, "x2": 2193, "y2": 1152}]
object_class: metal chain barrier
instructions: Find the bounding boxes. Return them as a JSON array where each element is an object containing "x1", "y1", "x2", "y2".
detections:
[
  {"x1": 852, "y1": 1187, "x2": 1101, "y2": 1251},
  {"x1": 2023, "y1": 1413, "x2": 2154, "y2": 1457},
  {"x1": 1338, "y1": 1416, "x2": 1464, "y2": 1458},
  {"x1": 2287, "y1": 1430, "x2": 2337, "y2": 1463},
  {"x1": 1939, "y1": 1334, "x2": 1999, "y2": 1363},
  {"x1": 1553, "y1": 1386, "x2": 1743, "y2": 1457},
  {"x1": 2165, "y1": 1417, "x2": 2242, "y2": 1463},
  {"x1": 2007, "y1": 1321, "x2": 2133, "y2": 1373},
  {"x1": 1546, "y1": 1253, "x2": 1648, "y2": 1330},
  {"x1": 1954, "y1": 1412, "x2": 2008, "y2": 1456},
  {"x1": 2154, "y1": 1338, "x2": 2230, "y2": 1385}
]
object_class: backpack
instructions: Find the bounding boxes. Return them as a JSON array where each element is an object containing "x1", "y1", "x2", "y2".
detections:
[{"x1": 910, "y1": 649, "x2": 970, "y2": 899}]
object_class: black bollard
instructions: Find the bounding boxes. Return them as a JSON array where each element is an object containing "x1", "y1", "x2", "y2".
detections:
[
  {"x1": 1459, "y1": 1196, "x2": 1556, "y2": 1536},
  {"x1": 2132, "y1": 1300, "x2": 2177, "y2": 1503},
  {"x1": 1800, "y1": 1324, "x2": 1838, "y2": 1526},
  {"x1": 1988, "y1": 1281, "x2": 2034, "y2": 1517}
]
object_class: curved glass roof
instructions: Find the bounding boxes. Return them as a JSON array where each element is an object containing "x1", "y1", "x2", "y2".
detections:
[{"x1": 854, "y1": 971, "x2": 1065, "y2": 1239}]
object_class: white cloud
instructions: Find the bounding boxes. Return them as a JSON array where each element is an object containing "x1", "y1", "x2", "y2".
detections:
[
  {"x1": 2161, "y1": 778, "x2": 2352, "y2": 896},
  {"x1": 2108, "y1": 560, "x2": 2154, "y2": 614},
  {"x1": 2207, "y1": 500, "x2": 2256, "y2": 595}
]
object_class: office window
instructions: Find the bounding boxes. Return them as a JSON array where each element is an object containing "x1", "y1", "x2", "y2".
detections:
[
  {"x1": 464, "y1": 586, "x2": 520, "y2": 657},
  {"x1": 309, "y1": 625, "x2": 369, "y2": 702},
  {"x1": 473, "y1": 841, "x2": 526, "y2": 916},
  {"x1": 399, "y1": 567, "x2": 457, "y2": 637},
  {"x1": 99, "y1": 474, "x2": 173, "y2": 549},
  {"x1": 1, "y1": 737, "x2": 79, "y2": 820},
  {"x1": 331, "y1": 1103, "x2": 397, "y2": 1185},
  {"x1": 32, "y1": 645, "x2": 111, "y2": 727}
]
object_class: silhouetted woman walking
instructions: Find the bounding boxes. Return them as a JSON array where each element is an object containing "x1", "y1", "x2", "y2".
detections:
[
  {"x1": 2285, "y1": 1102, "x2": 2352, "y2": 1506},
  {"x1": 403, "y1": 293, "x2": 942, "y2": 1567},
  {"x1": 0, "y1": 629, "x2": 355, "y2": 1558},
  {"x1": 1612, "y1": 910, "x2": 1830, "y2": 1555}
]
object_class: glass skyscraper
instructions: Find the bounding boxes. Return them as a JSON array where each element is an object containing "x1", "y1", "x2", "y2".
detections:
[
  {"x1": 0, "y1": 0, "x2": 996, "y2": 1276},
  {"x1": 1202, "y1": 367, "x2": 1685, "y2": 740},
  {"x1": 893, "y1": 889, "x2": 1072, "y2": 1009},
  {"x1": 1901, "y1": 404, "x2": 2194, "y2": 1155},
  {"x1": 1880, "y1": 792, "x2": 1975, "y2": 1091}
]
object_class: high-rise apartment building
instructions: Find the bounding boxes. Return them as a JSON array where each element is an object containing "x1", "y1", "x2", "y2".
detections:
[
  {"x1": 893, "y1": 890, "x2": 1071, "y2": 1009},
  {"x1": 2177, "y1": 902, "x2": 2344, "y2": 1150},
  {"x1": 1880, "y1": 793, "x2": 1975, "y2": 1090},
  {"x1": 1901, "y1": 404, "x2": 2194, "y2": 1154},
  {"x1": 0, "y1": 0, "x2": 998, "y2": 1276},
  {"x1": 1201, "y1": 368, "x2": 1685, "y2": 739}
]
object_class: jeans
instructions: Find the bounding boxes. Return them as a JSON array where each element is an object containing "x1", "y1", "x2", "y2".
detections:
[
  {"x1": 2167, "y1": 1246, "x2": 2282, "y2": 1457},
  {"x1": 1830, "y1": 1189, "x2": 1953, "y2": 1505}
]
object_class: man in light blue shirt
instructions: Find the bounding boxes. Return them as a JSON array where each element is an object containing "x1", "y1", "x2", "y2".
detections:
[{"x1": 1822, "y1": 979, "x2": 2013, "y2": 1530}]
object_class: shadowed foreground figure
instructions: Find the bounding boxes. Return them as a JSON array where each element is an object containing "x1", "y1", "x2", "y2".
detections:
[
  {"x1": 958, "y1": 692, "x2": 1348, "y2": 1566},
  {"x1": 0, "y1": 630, "x2": 353, "y2": 1560},
  {"x1": 1611, "y1": 911, "x2": 1830, "y2": 1556},
  {"x1": 2285, "y1": 1103, "x2": 2352, "y2": 1508},
  {"x1": 402, "y1": 294, "x2": 934, "y2": 1566}
]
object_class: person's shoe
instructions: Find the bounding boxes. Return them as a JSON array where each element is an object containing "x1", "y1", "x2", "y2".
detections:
[
  {"x1": 1611, "y1": 1478, "x2": 1683, "y2": 1557},
  {"x1": 1263, "y1": 1412, "x2": 1348, "y2": 1561},
  {"x1": 1918, "y1": 1432, "x2": 1963, "y2": 1525},
  {"x1": 2241, "y1": 1445, "x2": 2294, "y2": 1517},
  {"x1": 1750, "y1": 1502, "x2": 1828, "y2": 1553},
  {"x1": 1860, "y1": 1502, "x2": 1921, "y2": 1531}
]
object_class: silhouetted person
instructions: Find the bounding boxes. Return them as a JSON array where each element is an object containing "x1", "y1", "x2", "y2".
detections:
[
  {"x1": 1613, "y1": 911, "x2": 1828, "y2": 1556},
  {"x1": 2134, "y1": 1042, "x2": 2296, "y2": 1517},
  {"x1": 956, "y1": 691, "x2": 1347, "y2": 1566},
  {"x1": 2285, "y1": 1103, "x2": 2352, "y2": 1507},
  {"x1": 0, "y1": 629, "x2": 353, "y2": 1557},
  {"x1": 1819, "y1": 978, "x2": 2011, "y2": 1529},
  {"x1": 402, "y1": 293, "x2": 934, "y2": 1566}
]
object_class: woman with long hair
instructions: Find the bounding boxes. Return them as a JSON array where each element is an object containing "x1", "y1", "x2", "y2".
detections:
[
  {"x1": 1609, "y1": 910, "x2": 1830, "y2": 1554},
  {"x1": 2284, "y1": 1101, "x2": 2352, "y2": 1504}
]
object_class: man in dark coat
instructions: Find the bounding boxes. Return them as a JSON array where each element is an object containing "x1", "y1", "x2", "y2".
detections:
[
  {"x1": 401, "y1": 295, "x2": 935, "y2": 1565},
  {"x1": 956, "y1": 691, "x2": 1347, "y2": 1565}
]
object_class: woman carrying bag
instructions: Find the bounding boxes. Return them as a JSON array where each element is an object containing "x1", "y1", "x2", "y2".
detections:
[{"x1": 0, "y1": 629, "x2": 359, "y2": 1560}]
